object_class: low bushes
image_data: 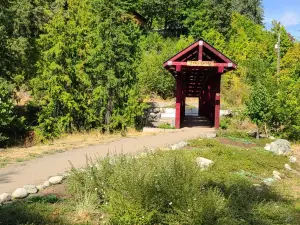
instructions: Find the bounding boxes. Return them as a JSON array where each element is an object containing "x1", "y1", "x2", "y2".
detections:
[{"x1": 67, "y1": 141, "x2": 299, "y2": 224}]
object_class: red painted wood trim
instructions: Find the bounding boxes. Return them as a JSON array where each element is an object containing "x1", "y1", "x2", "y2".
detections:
[
  {"x1": 169, "y1": 62, "x2": 231, "y2": 67},
  {"x1": 164, "y1": 39, "x2": 237, "y2": 69},
  {"x1": 215, "y1": 93, "x2": 221, "y2": 129},
  {"x1": 218, "y1": 66, "x2": 224, "y2": 73},
  {"x1": 164, "y1": 41, "x2": 200, "y2": 67}
]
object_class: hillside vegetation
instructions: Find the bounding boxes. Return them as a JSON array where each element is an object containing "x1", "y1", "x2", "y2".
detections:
[
  {"x1": 0, "y1": 0, "x2": 299, "y2": 146},
  {"x1": 1, "y1": 138, "x2": 300, "y2": 224}
]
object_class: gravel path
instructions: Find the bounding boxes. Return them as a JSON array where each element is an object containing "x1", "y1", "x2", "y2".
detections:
[{"x1": 0, "y1": 127, "x2": 215, "y2": 193}]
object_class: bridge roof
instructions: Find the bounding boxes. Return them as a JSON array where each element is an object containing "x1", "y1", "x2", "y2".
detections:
[{"x1": 163, "y1": 39, "x2": 237, "y2": 74}]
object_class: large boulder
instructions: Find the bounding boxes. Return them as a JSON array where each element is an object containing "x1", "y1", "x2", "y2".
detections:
[{"x1": 264, "y1": 139, "x2": 291, "y2": 155}]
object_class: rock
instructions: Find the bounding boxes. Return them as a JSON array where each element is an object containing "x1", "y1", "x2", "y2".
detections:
[
  {"x1": 273, "y1": 170, "x2": 282, "y2": 180},
  {"x1": 199, "y1": 133, "x2": 217, "y2": 139},
  {"x1": 270, "y1": 136, "x2": 276, "y2": 140},
  {"x1": 208, "y1": 133, "x2": 217, "y2": 139},
  {"x1": 285, "y1": 164, "x2": 292, "y2": 171},
  {"x1": 220, "y1": 110, "x2": 233, "y2": 117},
  {"x1": 0, "y1": 193, "x2": 11, "y2": 204},
  {"x1": 264, "y1": 144, "x2": 271, "y2": 151},
  {"x1": 23, "y1": 185, "x2": 38, "y2": 194},
  {"x1": 253, "y1": 184, "x2": 263, "y2": 191},
  {"x1": 156, "y1": 113, "x2": 162, "y2": 119},
  {"x1": 171, "y1": 141, "x2": 188, "y2": 150},
  {"x1": 263, "y1": 178, "x2": 275, "y2": 186},
  {"x1": 44, "y1": 181, "x2": 51, "y2": 187},
  {"x1": 264, "y1": 139, "x2": 291, "y2": 155},
  {"x1": 289, "y1": 156, "x2": 297, "y2": 163},
  {"x1": 259, "y1": 134, "x2": 268, "y2": 139},
  {"x1": 196, "y1": 157, "x2": 214, "y2": 170},
  {"x1": 36, "y1": 185, "x2": 45, "y2": 191},
  {"x1": 149, "y1": 113, "x2": 157, "y2": 119},
  {"x1": 12, "y1": 188, "x2": 28, "y2": 199},
  {"x1": 48, "y1": 176, "x2": 63, "y2": 185},
  {"x1": 247, "y1": 130, "x2": 257, "y2": 138},
  {"x1": 153, "y1": 108, "x2": 160, "y2": 113}
]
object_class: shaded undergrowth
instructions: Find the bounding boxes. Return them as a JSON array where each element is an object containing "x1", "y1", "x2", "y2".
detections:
[{"x1": 0, "y1": 196, "x2": 68, "y2": 225}]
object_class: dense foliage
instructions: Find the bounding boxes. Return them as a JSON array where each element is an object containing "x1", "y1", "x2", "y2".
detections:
[{"x1": 0, "y1": 0, "x2": 299, "y2": 144}]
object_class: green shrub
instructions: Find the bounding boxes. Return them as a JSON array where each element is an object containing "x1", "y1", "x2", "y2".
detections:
[
  {"x1": 217, "y1": 129, "x2": 251, "y2": 139},
  {"x1": 67, "y1": 144, "x2": 299, "y2": 224},
  {"x1": 220, "y1": 118, "x2": 231, "y2": 130},
  {"x1": 0, "y1": 78, "x2": 15, "y2": 146},
  {"x1": 158, "y1": 123, "x2": 174, "y2": 129}
]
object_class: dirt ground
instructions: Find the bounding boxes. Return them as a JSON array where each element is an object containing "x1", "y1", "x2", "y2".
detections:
[
  {"x1": 32, "y1": 137, "x2": 300, "y2": 201},
  {"x1": 0, "y1": 129, "x2": 146, "y2": 168},
  {"x1": 0, "y1": 127, "x2": 216, "y2": 193}
]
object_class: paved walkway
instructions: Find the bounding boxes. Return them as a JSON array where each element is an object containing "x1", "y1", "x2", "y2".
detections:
[{"x1": 0, "y1": 128, "x2": 215, "y2": 193}]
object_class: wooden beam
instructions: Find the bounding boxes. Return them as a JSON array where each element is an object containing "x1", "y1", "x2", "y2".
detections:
[
  {"x1": 167, "y1": 62, "x2": 231, "y2": 68},
  {"x1": 175, "y1": 66, "x2": 182, "y2": 129},
  {"x1": 198, "y1": 40, "x2": 203, "y2": 61}
]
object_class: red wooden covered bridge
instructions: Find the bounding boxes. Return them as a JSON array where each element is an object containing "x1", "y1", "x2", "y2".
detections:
[{"x1": 163, "y1": 39, "x2": 237, "y2": 129}]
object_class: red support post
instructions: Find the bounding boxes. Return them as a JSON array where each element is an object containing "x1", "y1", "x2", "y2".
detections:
[
  {"x1": 215, "y1": 94, "x2": 221, "y2": 129},
  {"x1": 175, "y1": 66, "x2": 182, "y2": 129},
  {"x1": 214, "y1": 74, "x2": 221, "y2": 128}
]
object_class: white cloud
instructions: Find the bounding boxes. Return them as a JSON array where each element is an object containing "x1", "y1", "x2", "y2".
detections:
[{"x1": 280, "y1": 12, "x2": 299, "y2": 27}]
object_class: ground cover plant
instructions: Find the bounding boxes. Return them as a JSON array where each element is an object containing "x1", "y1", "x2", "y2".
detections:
[
  {"x1": 1, "y1": 138, "x2": 300, "y2": 224},
  {"x1": 64, "y1": 139, "x2": 300, "y2": 224}
]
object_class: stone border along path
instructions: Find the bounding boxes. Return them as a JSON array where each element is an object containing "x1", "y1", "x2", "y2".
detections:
[{"x1": 0, "y1": 127, "x2": 216, "y2": 202}]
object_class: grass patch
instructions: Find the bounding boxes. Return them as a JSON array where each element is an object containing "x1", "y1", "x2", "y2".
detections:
[
  {"x1": 0, "y1": 198, "x2": 68, "y2": 225},
  {"x1": 158, "y1": 123, "x2": 174, "y2": 129},
  {"x1": 2, "y1": 139, "x2": 299, "y2": 225},
  {"x1": 65, "y1": 140, "x2": 300, "y2": 224},
  {"x1": 217, "y1": 129, "x2": 274, "y2": 147}
]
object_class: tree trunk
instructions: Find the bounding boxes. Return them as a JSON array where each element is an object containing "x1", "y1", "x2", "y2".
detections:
[
  {"x1": 105, "y1": 90, "x2": 114, "y2": 133},
  {"x1": 264, "y1": 123, "x2": 269, "y2": 138}
]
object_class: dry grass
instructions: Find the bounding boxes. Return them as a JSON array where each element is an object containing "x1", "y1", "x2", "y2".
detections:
[{"x1": 0, "y1": 129, "x2": 145, "y2": 168}]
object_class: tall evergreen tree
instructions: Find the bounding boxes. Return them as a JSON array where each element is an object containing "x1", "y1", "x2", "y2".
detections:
[{"x1": 231, "y1": 0, "x2": 264, "y2": 25}]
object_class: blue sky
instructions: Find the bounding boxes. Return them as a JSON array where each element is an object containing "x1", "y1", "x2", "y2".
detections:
[{"x1": 264, "y1": 0, "x2": 300, "y2": 39}]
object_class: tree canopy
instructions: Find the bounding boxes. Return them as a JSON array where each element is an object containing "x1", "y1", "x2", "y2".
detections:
[{"x1": 0, "y1": 0, "x2": 299, "y2": 145}]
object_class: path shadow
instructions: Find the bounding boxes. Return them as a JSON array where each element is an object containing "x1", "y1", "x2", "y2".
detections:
[
  {"x1": 182, "y1": 115, "x2": 213, "y2": 128},
  {"x1": 0, "y1": 171, "x2": 16, "y2": 184},
  {"x1": 0, "y1": 196, "x2": 70, "y2": 225}
]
